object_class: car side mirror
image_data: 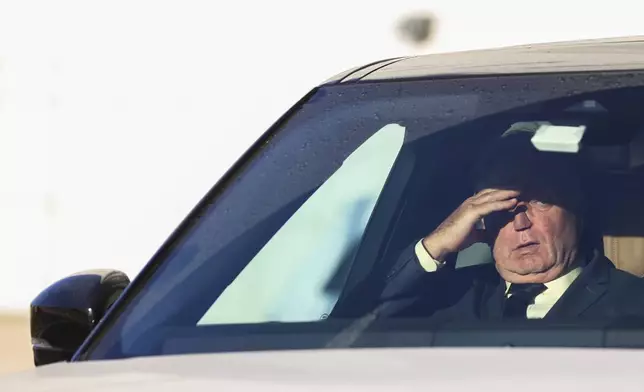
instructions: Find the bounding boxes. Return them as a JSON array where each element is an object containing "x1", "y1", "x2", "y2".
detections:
[{"x1": 30, "y1": 269, "x2": 130, "y2": 366}]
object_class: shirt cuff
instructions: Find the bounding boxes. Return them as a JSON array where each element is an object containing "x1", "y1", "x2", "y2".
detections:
[{"x1": 414, "y1": 239, "x2": 445, "y2": 272}]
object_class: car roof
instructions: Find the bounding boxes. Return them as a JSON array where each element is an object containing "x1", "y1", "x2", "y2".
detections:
[{"x1": 324, "y1": 36, "x2": 644, "y2": 84}]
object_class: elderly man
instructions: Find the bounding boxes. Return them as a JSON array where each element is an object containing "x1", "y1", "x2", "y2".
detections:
[{"x1": 338, "y1": 124, "x2": 644, "y2": 322}]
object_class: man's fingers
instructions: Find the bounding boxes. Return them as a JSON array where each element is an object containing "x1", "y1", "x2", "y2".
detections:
[
  {"x1": 472, "y1": 189, "x2": 520, "y2": 205},
  {"x1": 473, "y1": 188, "x2": 498, "y2": 197},
  {"x1": 473, "y1": 198, "x2": 518, "y2": 218}
]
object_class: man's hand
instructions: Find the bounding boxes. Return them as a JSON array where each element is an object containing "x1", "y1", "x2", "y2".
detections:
[{"x1": 422, "y1": 189, "x2": 519, "y2": 262}]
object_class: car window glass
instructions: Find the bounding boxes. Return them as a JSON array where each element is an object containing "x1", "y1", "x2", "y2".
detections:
[
  {"x1": 82, "y1": 72, "x2": 644, "y2": 361},
  {"x1": 198, "y1": 124, "x2": 405, "y2": 325}
]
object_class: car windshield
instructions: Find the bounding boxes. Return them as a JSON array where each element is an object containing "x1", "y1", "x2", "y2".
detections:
[{"x1": 82, "y1": 71, "x2": 644, "y2": 360}]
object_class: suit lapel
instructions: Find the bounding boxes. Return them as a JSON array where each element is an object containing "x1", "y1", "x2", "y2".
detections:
[{"x1": 544, "y1": 251, "x2": 611, "y2": 319}]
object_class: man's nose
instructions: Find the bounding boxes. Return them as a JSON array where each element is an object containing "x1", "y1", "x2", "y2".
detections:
[{"x1": 512, "y1": 204, "x2": 532, "y2": 231}]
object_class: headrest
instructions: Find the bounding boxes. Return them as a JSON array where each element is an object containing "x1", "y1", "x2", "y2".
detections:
[{"x1": 590, "y1": 170, "x2": 644, "y2": 276}]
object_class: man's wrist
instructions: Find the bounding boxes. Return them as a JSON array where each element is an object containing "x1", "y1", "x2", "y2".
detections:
[{"x1": 421, "y1": 236, "x2": 449, "y2": 263}]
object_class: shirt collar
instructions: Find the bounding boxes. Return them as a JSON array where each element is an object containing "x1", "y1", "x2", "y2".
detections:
[{"x1": 504, "y1": 266, "x2": 583, "y2": 295}]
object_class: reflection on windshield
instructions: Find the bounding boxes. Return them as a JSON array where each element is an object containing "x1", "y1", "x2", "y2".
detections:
[
  {"x1": 83, "y1": 72, "x2": 644, "y2": 361},
  {"x1": 198, "y1": 124, "x2": 406, "y2": 325}
]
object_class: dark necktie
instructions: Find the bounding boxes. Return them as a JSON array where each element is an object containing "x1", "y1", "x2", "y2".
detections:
[{"x1": 503, "y1": 283, "x2": 547, "y2": 319}]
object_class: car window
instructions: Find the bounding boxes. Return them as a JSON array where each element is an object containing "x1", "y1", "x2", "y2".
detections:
[
  {"x1": 81, "y1": 71, "x2": 644, "y2": 360},
  {"x1": 198, "y1": 124, "x2": 405, "y2": 324}
]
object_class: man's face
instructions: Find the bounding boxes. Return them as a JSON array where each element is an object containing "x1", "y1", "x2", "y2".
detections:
[
  {"x1": 490, "y1": 194, "x2": 580, "y2": 284},
  {"x1": 478, "y1": 151, "x2": 583, "y2": 284}
]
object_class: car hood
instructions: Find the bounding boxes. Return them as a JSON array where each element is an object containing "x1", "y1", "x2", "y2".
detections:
[{"x1": 1, "y1": 347, "x2": 642, "y2": 391}]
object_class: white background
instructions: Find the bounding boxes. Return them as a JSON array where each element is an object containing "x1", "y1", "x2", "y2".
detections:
[{"x1": 0, "y1": 0, "x2": 643, "y2": 310}]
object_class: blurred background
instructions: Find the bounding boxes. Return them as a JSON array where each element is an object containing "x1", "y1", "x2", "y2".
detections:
[{"x1": 0, "y1": 0, "x2": 643, "y2": 375}]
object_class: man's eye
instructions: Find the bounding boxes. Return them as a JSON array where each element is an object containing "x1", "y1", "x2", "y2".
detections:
[{"x1": 529, "y1": 200, "x2": 551, "y2": 209}]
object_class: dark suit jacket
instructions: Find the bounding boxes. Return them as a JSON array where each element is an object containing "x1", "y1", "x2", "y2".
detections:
[{"x1": 334, "y1": 242, "x2": 644, "y2": 322}]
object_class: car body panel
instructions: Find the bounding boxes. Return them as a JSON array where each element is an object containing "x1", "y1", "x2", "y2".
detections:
[
  {"x1": 322, "y1": 57, "x2": 407, "y2": 84},
  {"x1": 339, "y1": 57, "x2": 408, "y2": 82},
  {"x1": 2, "y1": 348, "x2": 642, "y2": 391},
  {"x1": 359, "y1": 36, "x2": 644, "y2": 81},
  {"x1": 322, "y1": 63, "x2": 366, "y2": 84}
]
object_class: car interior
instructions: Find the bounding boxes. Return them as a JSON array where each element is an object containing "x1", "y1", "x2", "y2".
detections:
[
  {"x1": 181, "y1": 86, "x2": 644, "y2": 353},
  {"x1": 339, "y1": 87, "x2": 644, "y2": 310}
]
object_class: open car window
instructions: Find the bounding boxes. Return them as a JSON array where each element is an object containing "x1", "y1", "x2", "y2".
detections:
[{"x1": 83, "y1": 71, "x2": 644, "y2": 360}]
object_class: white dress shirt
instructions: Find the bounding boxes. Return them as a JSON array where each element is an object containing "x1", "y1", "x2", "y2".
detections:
[{"x1": 414, "y1": 240, "x2": 582, "y2": 318}]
